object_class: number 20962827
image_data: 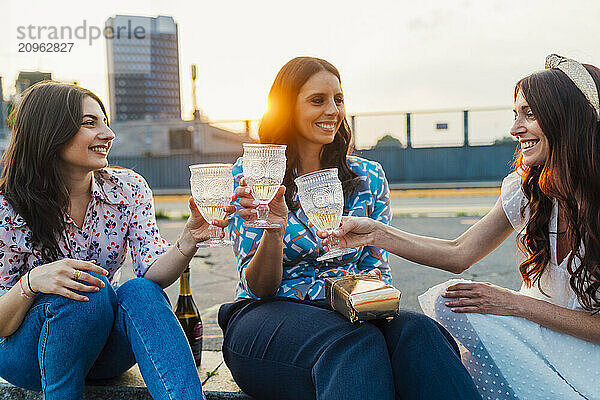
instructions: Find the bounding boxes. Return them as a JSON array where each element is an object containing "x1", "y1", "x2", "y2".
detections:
[{"x1": 18, "y1": 42, "x2": 74, "y2": 52}]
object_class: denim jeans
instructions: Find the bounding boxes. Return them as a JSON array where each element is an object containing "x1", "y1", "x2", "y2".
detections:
[
  {"x1": 219, "y1": 298, "x2": 482, "y2": 400},
  {"x1": 0, "y1": 273, "x2": 205, "y2": 400}
]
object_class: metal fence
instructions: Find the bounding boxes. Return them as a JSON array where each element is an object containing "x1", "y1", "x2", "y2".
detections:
[
  {"x1": 109, "y1": 152, "x2": 243, "y2": 191},
  {"x1": 350, "y1": 107, "x2": 514, "y2": 149},
  {"x1": 3, "y1": 106, "x2": 519, "y2": 190},
  {"x1": 356, "y1": 143, "x2": 517, "y2": 184},
  {"x1": 206, "y1": 106, "x2": 515, "y2": 149},
  {"x1": 109, "y1": 143, "x2": 518, "y2": 191}
]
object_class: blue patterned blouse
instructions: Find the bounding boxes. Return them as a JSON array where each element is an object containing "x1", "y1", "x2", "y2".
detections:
[{"x1": 228, "y1": 155, "x2": 392, "y2": 300}]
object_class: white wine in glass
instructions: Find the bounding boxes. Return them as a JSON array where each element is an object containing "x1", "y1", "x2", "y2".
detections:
[
  {"x1": 242, "y1": 144, "x2": 287, "y2": 229},
  {"x1": 189, "y1": 163, "x2": 234, "y2": 248},
  {"x1": 306, "y1": 205, "x2": 343, "y2": 231},
  {"x1": 295, "y1": 168, "x2": 355, "y2": 261},
  {"x1": 248, "y1": 177, "x2": 281, "y2": 204},
  {"x1": 196, "y1": 204, "x2": 227, "y2": 221}
]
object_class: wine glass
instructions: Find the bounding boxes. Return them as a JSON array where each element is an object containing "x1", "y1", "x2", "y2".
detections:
[
  {"x1": 189, "y1": 163, "x2": 234, "y2": 248},
  {"x1": 294, "y1": 168, "x2": 355, "y2": 261},
  {"x1": 242, "y1": 144, "x2": 287, "y2": 229}
]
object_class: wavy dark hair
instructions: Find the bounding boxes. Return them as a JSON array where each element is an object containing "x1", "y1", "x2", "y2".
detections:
[
  {"x1": 514, "y1": 64, "x2": 600, "y2": 312},
  {"x1": 0, "y1": 81, "x2": 108, "y2": 263},
  {"x1": 258, "y1": 57, "x2": 359, "y2": 210}
]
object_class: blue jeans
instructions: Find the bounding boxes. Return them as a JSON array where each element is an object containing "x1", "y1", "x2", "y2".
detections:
[
  {"x1": 0, "y1": 274, "x2": 205, "y2": 400},
  {"x1": 219, "y1": 298, "x2": 481, "y2": 400}
]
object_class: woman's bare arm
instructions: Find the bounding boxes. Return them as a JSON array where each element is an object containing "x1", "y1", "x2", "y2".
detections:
[
  {"x1": 327, "y1": 197, "x2": 514, "y2": 274},
  {"x1": 143, "y1": 198, "x2": 234, "y2": 288},
  {"x1": 236, "y1": 184, "x2": 288, "y2": 298},
  {"x1": 0, "y1": 284, "x2": 37, "y2": 337},
  {"x1": 518, "y1": 297, "x2": 600, "y2": 344},
  {"x1": 443, "y1": 280, "x2": 600, "y2": 344}
]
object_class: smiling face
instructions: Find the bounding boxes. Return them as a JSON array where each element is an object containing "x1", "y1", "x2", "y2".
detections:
[
  {"x1": 294, "y1": 70, "x2": 345, "y2": 148},
  {"x1": 59, "y1": 96, "x2": 115, "y2": 175},
  {"x1": 510, "y1": 91, "x2": 549, "y2": 167}
]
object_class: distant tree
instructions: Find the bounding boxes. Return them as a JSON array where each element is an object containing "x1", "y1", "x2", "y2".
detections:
[
  {"x1": 493, "y1": 136, "x2": 516, "y2": 145},
  {"x1": 374, "y1": 134, "x2": 402, "y2": 148}
]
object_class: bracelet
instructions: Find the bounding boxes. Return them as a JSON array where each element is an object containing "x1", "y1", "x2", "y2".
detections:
[
  {"x1": 19, "y1": 277, "x2": 35, "y2": 299},
  {"x1": 176, "y1": 240, "x2": 194, "y2": 258},
  {"x1": 26, "y1": 271, "x2": 38, "y2": 294}
]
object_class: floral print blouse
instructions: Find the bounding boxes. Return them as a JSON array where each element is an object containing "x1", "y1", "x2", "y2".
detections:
[
  {"x1": 229, "y1": 155, "x2": 392, "y2": 301},
  {"x1": 0, "y1": 168, "x2": 170, "y2": 296}
]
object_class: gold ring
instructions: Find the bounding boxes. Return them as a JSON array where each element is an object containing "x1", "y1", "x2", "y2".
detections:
[{"x1": 73, "y1": 269, "x2": 81, "y2": 280}]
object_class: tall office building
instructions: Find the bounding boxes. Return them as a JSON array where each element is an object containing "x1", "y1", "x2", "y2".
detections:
[{"x1": 106, "y1": 15, "x2": 182, "y2": 122}]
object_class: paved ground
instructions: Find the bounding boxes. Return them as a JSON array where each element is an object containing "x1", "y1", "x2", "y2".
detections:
[
  {"x1": 3, "y1": 190, "x2": 518, "y2": 399},
  {"x1": 119, "y1": 191, "x2": 523, "y2": 351}
]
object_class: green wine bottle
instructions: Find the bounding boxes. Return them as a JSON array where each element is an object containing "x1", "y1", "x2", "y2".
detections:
[{"x1": 174, "y1": 266, "x2": 203, "y2": 367}]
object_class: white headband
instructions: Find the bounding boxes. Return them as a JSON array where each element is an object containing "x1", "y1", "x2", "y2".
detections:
[{"x1": 545, "y1": 54, "x2": 600, "y2": 121}]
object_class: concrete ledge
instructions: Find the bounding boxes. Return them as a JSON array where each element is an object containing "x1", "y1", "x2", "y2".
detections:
[
  {"x1": 388, "y1": 181, "x2": 501, "y2": 190},
  {"x1": 152, "y1": 181, "x2": 502, "y2": 196},
  {"x1": 0, "y1": 351, "x2": 253, "y2": 400}
]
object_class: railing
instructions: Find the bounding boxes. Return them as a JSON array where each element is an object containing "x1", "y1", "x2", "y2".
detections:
[
  {"x1": 206, "y1": 119, "x2": 260, "y2": 141},
  {"x1": 108, "y1": 142, "x2": 518, "y2": 191},
  {"x1": 349, "y1": 106, "x2": 514, "y2": 148},
  {"x1": 206, "y1": 106, "x2": 515, "y2": 149},
  {"x1": 109, "y1": 152, "x2": 243, "y2": 191},
  {"x1": 2, "y1": 107, "x2": 520, "y2": 190},
  {"x1": 356, "y1": 143, "x2": 517, "y2": 184}
]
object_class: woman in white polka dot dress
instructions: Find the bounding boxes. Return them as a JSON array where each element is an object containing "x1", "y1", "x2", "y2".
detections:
[{"x1": 318, "y1": 54, "x2": 600, "y2": 400}]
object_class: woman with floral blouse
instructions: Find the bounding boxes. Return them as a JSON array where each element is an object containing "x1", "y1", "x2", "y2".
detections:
[
  {"x1": 218, "y1": 57, "x2": 481, "y2": 400},
  {"x1": 0, "y1": 81, "x2": 232, "y2": 399}
]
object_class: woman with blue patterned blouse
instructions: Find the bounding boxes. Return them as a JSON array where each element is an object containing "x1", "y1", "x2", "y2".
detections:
[
  {"x1": 0, "y1": 82, "x2": 232, "y2": 399},
  {"x1": 218, "y1": 57, "x2": 481, "y2": 400}
]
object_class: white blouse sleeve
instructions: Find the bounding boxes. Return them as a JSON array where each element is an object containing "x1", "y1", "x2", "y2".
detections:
[{"x1": 501, "y1": 171, "x2": 528, "y2": 232}]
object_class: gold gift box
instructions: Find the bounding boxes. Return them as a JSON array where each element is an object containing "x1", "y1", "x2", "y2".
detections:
[{"x1": 324, "y1": 274, "x2": 401, "y2": 323}]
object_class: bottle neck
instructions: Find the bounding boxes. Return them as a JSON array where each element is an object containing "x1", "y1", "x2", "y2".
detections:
[{"x1": 179, "y1": 267, "x2": 192, "y2": 296}]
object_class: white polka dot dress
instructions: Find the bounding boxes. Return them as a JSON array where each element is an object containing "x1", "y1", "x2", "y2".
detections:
[{"x1": 419, "y1": 171, "x2": 600, "y2": 400}]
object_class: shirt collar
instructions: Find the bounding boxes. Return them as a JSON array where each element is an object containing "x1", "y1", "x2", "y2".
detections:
[{"x1": 90, "y1": 169, "x2": 130, "y2": 206}]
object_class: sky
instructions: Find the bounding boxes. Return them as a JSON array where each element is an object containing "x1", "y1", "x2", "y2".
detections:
[{"x1": 1, "y1": 0, "x2": 599, "y2": 147}]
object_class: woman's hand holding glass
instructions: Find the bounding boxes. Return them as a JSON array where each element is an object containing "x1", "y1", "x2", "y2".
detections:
[
  {"x1": 188, "y1": 163, "x2": 235, "y2": 248},
  {"x1": 295, "y1": 168, "x2": 355, "y2": 261},
  {"x1": 184, "y1": 196, "x2": 235, "y2": 246},
  {"x1": 233, "y1": 177, "x2": 288, "y2": 233},
  {"x1": 27, "y1": 259, "x2": 109, "y2": 302},
  {"x1": 315, "y1": 216, "x2": 382, "y2": 251},
  {"x1": 241, "y1": 144, "x2": 287, "y2": 229}
]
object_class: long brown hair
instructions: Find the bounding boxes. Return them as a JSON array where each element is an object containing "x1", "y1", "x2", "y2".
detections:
[
  {"x1": 0, "y1": 81, "x2": 108, "y2": 262},
  {"x1": 514, "y1": 64, "x2": 600, "y2": 312},
  {"x1": 258, "y1": 57, "x2": 359, "y2": 210}
]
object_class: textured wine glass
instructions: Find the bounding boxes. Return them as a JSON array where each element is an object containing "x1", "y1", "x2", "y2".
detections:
[
  {"x1": 242, "y1": 144, "x2": 287, "y2": 229},
  {"x1": 189, "y1": 163, "x2": 233, "y2": 248},
  {"x1": 295, "y1": 168, "x2": 355, "y2": 261}
]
